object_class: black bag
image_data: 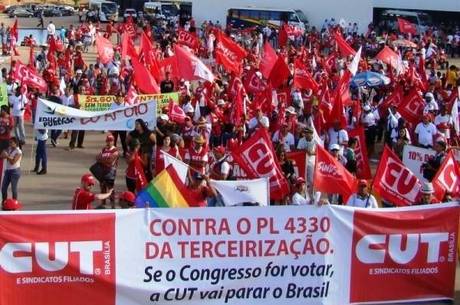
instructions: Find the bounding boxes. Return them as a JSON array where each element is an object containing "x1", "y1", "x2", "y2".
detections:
[{"x1": 89, "y1": 162, "x2": 115, "y2": 183}]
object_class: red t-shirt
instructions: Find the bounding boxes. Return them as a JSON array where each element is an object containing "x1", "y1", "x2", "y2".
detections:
[
  {"x1": 0, "y1": 116, "x2": 14, "y2": 140},
  {"x1": 188, "y1": 186, "x2": 209, "y2": 207},
  {"x1": 155, "y1": 147, "x2": 178, "y2": 176},
  {"x1": 72, "y1": 188, "x2": 95, "y2": 210}
]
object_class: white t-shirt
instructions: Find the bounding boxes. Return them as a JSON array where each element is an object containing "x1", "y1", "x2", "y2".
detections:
[
  {"x1": 414, "y1": 122, "x2": 437, "y2": 147},
  {"x1": 47, "y1": 23, "x2": 56, "y2": 36},
  {"x1": 434, "y1": 114, "x2": 453, "y2": 139},
  {"x1": 297, "y1": 138, "x2": 317, "y2": 155},
  {"x1": 346, "y1": 194, "x2": 378, "y2": 208},
  {"x1": 291, "y1": 192, "x2": 311, "y2": 205},
  {"x1": 61, "y1": 95, "x2": 75, "y2": 107},
  {"x1": 9, "y1": 94, "x2": 27, "y2": 117},
  {"x1": 5, "y1": 147, "x2": 22, "y2": 170},
  {"x1": 272, "y1": 131, "x2": 295, "y2": 152},
  {"x1": 248, "y1": 116, "x2": 269, "y2": 129}
]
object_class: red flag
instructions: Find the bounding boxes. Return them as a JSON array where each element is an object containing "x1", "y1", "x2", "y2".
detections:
[
  {"x1": 123, "y1": 16, "x2": 137, "y2": 38},
  {"x1": 432, "y1": 151, "x2": 460, "y2": 201},
  {"x1": 121, "y1": 33, "x2": 138, "y2": 60},
  {"x1": 373, "y1": 146, "x2": 422, "y2": 206},
  {"x1": 124, "y1": 84, "x2": 139, "y2": 105},
  {"x1": 231, "y1": 83, "x2": 244, "y2": 126},
  {"x1": 379, "y1": 85, "x2": 402, "y2": 114},
  {"x1": 397, "y1": 88, "x2": 425, "y2": 126},
  {"x1": 10, "y1": 19, "x2": 18, "y2": 41},
  {"x1": 314, "y1": 145, "x2": 357, "y2": 201},
  {"x1": 168, "y1": 99, "x2": 186, "y2": 124},
  {"x1": 134, "y1": 155, "x2": 148, "y2": 192},
  {"x1": 174, "y1": 45, "x2": 214, "y2": 82},
  {"x1": 140, "y1": 31, "x2": 161, "y2": 82},
  {"x1": 244, "y1": 69, "x2": 266, "y2": 94},
  {"x1": 259, "y1": 41, "x2": 277, "y2": 79},
  {"x1": 330, "y1": 71, "x2": 351, "y2": 129},
  {"x1": 293, "y1": 61, "x2": 319, "y2": 92},
  {"x1": 398, "y1": 18, "x2": 417, "y2": 35},
  {"x1": 95, "y1": 35, "x2": 114, "y2": 65},
  {"x1": 231, "y1": 128, "x2": 290, "y2": 200},
  {"x1": 13, "y1": 61, "x2": 47, "y2": 92},
  {"x1": 286, "y1": 151, "x2": 307, "y2": 180},
  {"x1": 269, "y1": 55, "x2": 290, "y2": 88},
  {"x1": 28, "y1": 46, "x2": 35, "y2": 71},
  {"x1": 215, "y1": 30, "x2": 247, "y2": 75},
  {"x1": 375, "y1": 46, "x2": 403, "y2": 72},
  {"x1": 131, "y1": 55, "x2": 160, "y2": 94},
  {"x1": 278, "y1": 24, "x2": 288, "y2": 47},
  {"x1": 323, "y1": 54, "x2": 336, "y2": 74},
  {"x1": 177, "y1": 29, "x2": 199, "y2": 50},
  {"x1": 333, "y1": 31, "x2": 356, "y2": 57},
  {"x1": 319, "y1": 82, "x2": 333, "y2": 120},
  {"x1": 348, "y1": 127, "x2": 372, "y2": 179},
  {"x1": 159, "y1": 55, "x2": 180, "y2": 79}
]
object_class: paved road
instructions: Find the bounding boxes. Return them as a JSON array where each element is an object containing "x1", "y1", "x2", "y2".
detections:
[{"x1": 0, "y1": 15, "x2": 459, "y2": 304}]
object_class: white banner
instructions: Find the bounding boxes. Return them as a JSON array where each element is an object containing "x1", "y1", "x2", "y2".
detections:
[
  {"x1": 34, "y1": 98, "x2": 157, "y2": 131},
  {"x1": 210, "y1": 178, "x2": 269, "y2": 206},
  {"x1": 0, "y1": 204, "x2": 458, "y2": 305},
  {"x1": 402, "y1": 145, "x2": 435, "y2": 181}
]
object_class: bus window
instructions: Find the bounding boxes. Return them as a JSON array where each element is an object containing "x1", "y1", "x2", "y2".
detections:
[
  {"x1": 248, "y1": 10, "x2": 259, "y2": 19},
  {"x1": 240, "y1": 9, "x2": 250, "y2": 19},
  {"x1": 260, "y1": 10, "x2": 270, "y2": 21},
  {"x1": 229, "y1": 9, "x2": 237, "y2": 18},
  {"x1": 288, "y1": 12, "x2": 299, "y2": 22}
]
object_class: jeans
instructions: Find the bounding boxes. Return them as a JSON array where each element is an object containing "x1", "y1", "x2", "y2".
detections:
[
  {"x1": 2, "y1": 168, "x2": 21, "y2": 200},
  {"x1": 112, "y1": 130, "x2": 127, "y2": 154},
  {"x1": 14, "y1": 116, "x2": 25, "y2": 144},
  {"x1": 35, "y1": 139, "x2": 47, "y2": 170},
  {"x1": 51, "y1": 130, "x2": 62, "y2": 142}
]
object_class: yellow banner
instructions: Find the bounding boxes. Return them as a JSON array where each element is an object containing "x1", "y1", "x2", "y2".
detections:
[{"x1": 78, "y1": 92, "x2": 179, "y2": 114}]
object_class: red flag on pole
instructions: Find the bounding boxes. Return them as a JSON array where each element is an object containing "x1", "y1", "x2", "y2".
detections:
[
  {"x1": 174, "y1": 45, "x2": 215, "y2": 82},
  {"x1": 13, "y1": 61, "x2": 47, "y2": 92},
  {"x1": 177, "y1": 29, "x2": 199, "y2": 50},
  {"x1": 121, "y1": 33, "x2": 138, "y2": 60},
  {"x1": 314, "y1": 145, "x2": 357, "y2": 201},
  {"x1": 432, "y1": 151, "x2": 460, "y2": 201},
  {"x1": 269, "y1": 55, "x2": 290, "y2": 89},
  {"x1": 348, "y1": 127, "x2": 372, "y2": 179},
  {"x1": 10, "y1": 19, "x2": 18, "y2": 42},
  {"x1": 134, "y1": 155, "x2": 148, "y2": 192},
  {"x1": 231, "y1": 128, "x2": 289, "y2": 201},
  {"x1": 397, "y1": 88, "x2": 426, "y2": 126},
  {"x1": 333, "y1": 31, "x2": 356, "y2": 57},
  {"x1": 372, "y1": 146, "x2": 422, "y2": 206},
  {"x1": 398, "y1": 18, "x2": 417, "y2": 35},
  {"x1": 293, "y1": 61, "x2": 319, "y2": 92},
  {"x1": 95, "y1": 35, "x2": 114, "y2": 65},
  {"x1": 215, "y1": 31, "x2": 247, "y2": 75},
  {"x1": 259, "y1": 41, "x2": 277, "y2": 79},
  {"x1": 168, "y1": 99, "x2": 186, "y2": 124},
  {"x1": 131, "y1": 55, "x2": 160, "y2": 94}
]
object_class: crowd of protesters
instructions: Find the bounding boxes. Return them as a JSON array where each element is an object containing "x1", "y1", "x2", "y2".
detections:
[{"x1": 1, "y1": 11, "x2": 460, "y2": 211}]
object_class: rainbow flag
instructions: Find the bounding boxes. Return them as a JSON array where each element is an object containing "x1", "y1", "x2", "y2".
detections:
[{"x1": 135, "y1": 165, "x2": 192, "y2": 208}]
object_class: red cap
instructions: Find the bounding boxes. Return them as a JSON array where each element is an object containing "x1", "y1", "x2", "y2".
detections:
[
  {"x1": 296, "y1": 177, "x2": 306, "y2": 185},
  {"x1": 120, "y1": 191, "x2": 136, "y2": 204},
  {"x1": 81, "y1": 173, "x2": 96, "y2": 186},
  {"x1": 106, "y1": 134, "x2": 115, "y2": 142},
  {"x1": 2, "y1": 199, "x2": 21, "y2": 211},
  {"x1": 359, "y1": 179, "x2": 368, "y2": 186},
  {"x1": 214, "y1": 145, "x2": 226, "y2": 155}
]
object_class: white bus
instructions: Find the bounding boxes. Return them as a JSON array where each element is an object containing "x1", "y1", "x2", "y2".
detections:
[
  {"x1": 227, "y1": 7, "x2": 308, "y2": 31},
  {"x1": 88, "y1": 0, "x2": 118, "y2": 22},
  {"x1": 378, "y1": 9, "x2": 432, "y2": 33}
]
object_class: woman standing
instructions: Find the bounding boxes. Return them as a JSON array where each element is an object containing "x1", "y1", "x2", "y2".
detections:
[
  {"x1": 125, "y1": 139, "x2": 144, "y2": 193},
  {"x1": 1, "y1": 137, "x2": 22, "y2": 202},
  {"x1": 0, "y1": 105, "x2": 14, "y2": 153},
  {"x1": 153, "y1": 135, "x2": 181, "y2": 176},
  {"x1": 94, "y1": 134, "x2": 119, "y2": 208},
  {"x1": 127, "y1": 119, "x2": 156, "y2": 181}
]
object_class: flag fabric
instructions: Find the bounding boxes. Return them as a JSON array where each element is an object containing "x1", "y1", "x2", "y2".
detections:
[
  {"x1": 177, "y1": 29, "x2": 200, "y2": 50},
  {"x1": 373, "y1": 146, "x2": 422, "y2": 206},
  {"x1": 231, "y1": 128, "x2": 289, "y2": 201},
  {"x1": 10, "y1": 19, "x2": 18, "y2": 42},
  {"x1": 293, "y1": 61, "x2": 319, "y2": 92},
  {"x1": 139, "y1": 31, "x2": 161, "y2": 82},
  {"x1": 348, "y1": 127, "x2": 372, "y2": 179},
  {"x1": 348, "y1": 46, "x2": 362, "y2": 76},
  {"x1": 124, "y1": 84, "x2": 139, "y2": 105},
  {"x1": 121, "y1": 33, "x2": 138, "y2": 60},
  {"x1": 313, "y1": 145, "x2": 357, "y2": 202},
  {"x1": 432, "y1": 151, "x2": 460, "y2": 201},
  {"x1": 28, "y1": 46, "x2": 35, "y2": 71},
  {"x1": 269, "y1": 55, "x2": 290, "y2": 88},
  {"x1": 330, "y1": 70, "x2": 351, "y2": 128},
  {"x1": 379, "y1": 85, "x2": 402, "y2": 114},
  {"x1": 174, "y1": 45, "x2": 215, "y2": 82},
  {"x1": 168, "y1": 99, "x2": 186, "y2": 124},
  {"x1": 133, "y1": 155, "x2": 148, "y2": 192},
  {"x1": 375, "y1": 46, "x2": 404, "y2": 74},
  {"x1": 131, "y1": 55, "x2": 160, "y2": 94},
  {"x1": 159, "y1": 55, "x2": 180, "y2": 79},
  {"x1": 210, "y1": 178, "x2": 269, "y2": 206},
  {"x1": 135, "y1": 165, "x2": 192, "y2": 208},
  {"x1": 278, "y1": 24, "x2": 289, "y2": 47},
  {"x1": 95, "y1": 34, "x2": 114, "y2": 65},
  {"x1": 215, "y1": 31, "x2": 247, "y2": 75},
  {"x1": 398, "y1": 18, "x2": 417, "y2": 35},
  {"x1": 13, "y1": 61, "x2": 47, "y2": 92},
  {"x1": 259, "y1": 41, "x2": 277, "y2": 79},
  {"x1": 333, "y1": 31, "x2": 356, "y2": 57},
  {"x1": 231, "y1": 84, "x2": 244, "y2": 126},
  {"x1": 397, "y1": 88, "x2": 425, "y2": 126},
  {"x1": 163, "y1": 152, "x2": 189, "y2": 184}
]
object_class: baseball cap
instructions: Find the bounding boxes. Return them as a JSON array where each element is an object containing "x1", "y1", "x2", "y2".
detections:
[
  {"x1": 358, "y1": 179, "x2": 368, "y2": 187},
  {"x1": 119, "y1": 191, "x2": 136, "y2": 204},
  {"x1": 81, "y1": 173, "x2": 96, "y2": 186},
  {"x1": 213, "y1": 145, "x2": 225, "y2": 155},
  {"x1": 329, "y1": 144, "x2": 340, "y2": 151}
]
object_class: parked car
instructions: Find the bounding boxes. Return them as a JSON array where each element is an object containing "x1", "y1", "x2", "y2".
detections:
[
  {"x1": 9, "y1": 8, "x2": 34, "y2": 18},
  {"x1": 123, "y1": 8, "x2": 137, "y2": 22},
  {"x1": 4, "y1": 5, "x2": 19, "y2": 15}
]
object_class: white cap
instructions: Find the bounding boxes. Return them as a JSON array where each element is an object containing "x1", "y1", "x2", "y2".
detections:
[
  {"x1": 425, "y1": 92, "x2": 434, "y2": 99},
  {"x1": 217, "y1": 99, "x2": 226, "y2": 106},
  {"x1": 255, "y1": 71, "x2": 263, "y2": 78},
  {"x1": 76, "y1": 69, "x2": 83, "y2": 74},
  {"x1": 286, "y1": 106, "x2": 296, "y2": 114},
  {"x1": 420, "y1": 182, "x2": 434, "y2": 194},
  {"x1": 363, "y1": 105, "x2": 371, "y2": 112},
  {"x1": 329, "y1": 144, "x2": 341, "y2": 151},
  {"x1": 159, "y1": 114, "x2": 169, "y2": 121}
]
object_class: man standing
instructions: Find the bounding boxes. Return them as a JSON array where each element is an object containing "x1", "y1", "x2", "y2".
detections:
[
  {"x1": 72, "y1": 173, "x2": 113, "y2": 210},
  {"x1": 47, "y1": 21, "x2": 56, "y2": 39},
  {"x1": 37, "y1": 10, "x2": 45, "y2": 29},
  {"x1": 9, "y1": 86, "x2": 27, "y2": 146},
  {"x1": 346, "y1": 180, "x2": 378, "y2": 208}
]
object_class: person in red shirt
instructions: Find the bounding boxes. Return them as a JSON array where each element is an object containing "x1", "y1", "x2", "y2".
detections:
[
  {"x1": 95, "y1": 134, "x2": 119, "y2": 208},
  {"x1": 0, "y1": 105, "x2": 14, "y2": 153},
  {"x1": 72, "y1": 173, "x2": 112, "y2": 210},
  {"x1": 184, "y1": 135, "x2": 209, "y2": 174},
  {"x1": 187, "y1": 172, "x2": 217, "y2": 207},
  {"x1": 154, "y1": 135, "x2": 180, "y2": 176}
]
